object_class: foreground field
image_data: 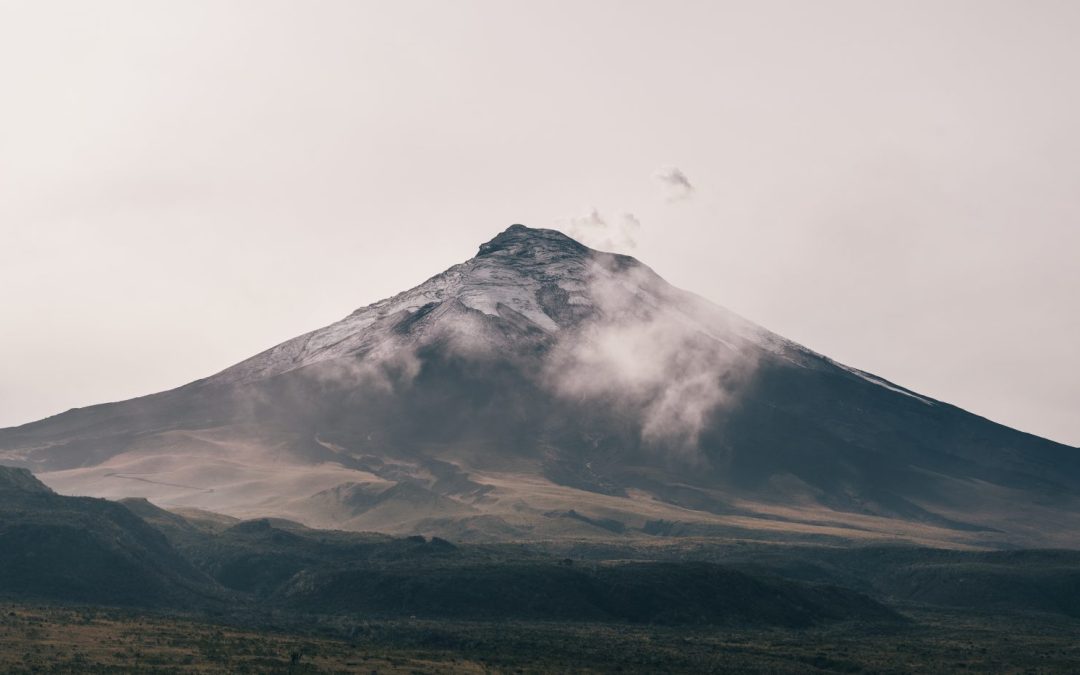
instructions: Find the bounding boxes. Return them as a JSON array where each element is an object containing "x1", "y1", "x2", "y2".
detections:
[{"x1": 3, "y1": 604, "x2": 1080, "y2": 674}]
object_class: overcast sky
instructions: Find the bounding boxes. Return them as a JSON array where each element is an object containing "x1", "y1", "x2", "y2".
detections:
[{"x1": 1, "y1": 0, "x2": 1078, "y2": 446}]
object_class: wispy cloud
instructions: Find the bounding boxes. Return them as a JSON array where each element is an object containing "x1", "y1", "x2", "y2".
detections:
[
  {"x1": 655, "y1": 166, "x2": 694, "y2": 201},
  {"x1": 544, "y1": 263, "x2": 758, "y2": 461},
  {"x1": 561, "y1": 208, "x2": 641, "y2": 252}
]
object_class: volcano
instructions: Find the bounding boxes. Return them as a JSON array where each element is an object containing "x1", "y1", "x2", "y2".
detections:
[{"x1": 2, "y1": 224, "x2": 1078, "y2": 546}]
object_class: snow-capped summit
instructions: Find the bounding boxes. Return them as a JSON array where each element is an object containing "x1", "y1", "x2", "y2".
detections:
[{"x1": 213, "y1": 223, "x2": 719, "y2": 385}]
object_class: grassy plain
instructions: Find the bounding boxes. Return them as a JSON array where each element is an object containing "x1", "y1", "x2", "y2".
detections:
[{"x1": 3, "y1": 603, "x2": 1079, "y2": 673}]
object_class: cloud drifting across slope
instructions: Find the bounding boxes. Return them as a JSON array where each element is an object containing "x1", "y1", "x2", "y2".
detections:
[{"x1": 544, "y1": 262, "x2": 757, "y2": 461}]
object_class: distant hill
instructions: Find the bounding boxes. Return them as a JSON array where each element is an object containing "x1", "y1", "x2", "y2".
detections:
[
  {"x1": 0, "y1": 467, "x2": 901, "y2": 625},
  {"x1": 0, "y1": 466, "x2": 222, "y2": 607},
  {"x1": 8, "y1": 468, "x2": 1080, "y2": 624}
]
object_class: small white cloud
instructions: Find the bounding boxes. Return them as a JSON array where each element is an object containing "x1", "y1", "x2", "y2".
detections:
[
  {"x1": 561, "y1": 208, "x2": 641, "y2": 252},
  {"x1": 655, "y1": 166, "x2": 694, "y2": 201}
]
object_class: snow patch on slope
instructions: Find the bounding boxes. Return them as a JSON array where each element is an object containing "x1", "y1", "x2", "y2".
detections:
[{"x1": 838, "y1": 363, "x2": 935, "y2": 405}]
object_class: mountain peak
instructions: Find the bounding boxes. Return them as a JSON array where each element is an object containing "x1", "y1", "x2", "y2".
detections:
[{"x1": 476, "y1": 224, "x2": 590, "y2": 259}]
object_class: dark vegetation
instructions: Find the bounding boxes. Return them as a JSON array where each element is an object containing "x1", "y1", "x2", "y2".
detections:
[
  {"x1": 1, "y1": 467, "x2": 895, "y2": 627},
  {"x1": 3, "y1": 604, "x2": 1080, "y2": 673},
  {"x1": 0, "y1": 468, "x2": 219, "y2": 608},
  {"x1": 278, "y1": 561, "x2": 896, "y2": 626},
  {"x1": 542, "y1": 539, "x2": 1080, "y2": 618},
  {"x1": 5, "y1": 465, "x2": 1080, "y2": 671}
]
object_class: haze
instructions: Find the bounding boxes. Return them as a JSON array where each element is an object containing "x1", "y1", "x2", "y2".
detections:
[{"x1": 1, "y1": 0, "x2": 1078, "y2": 446}]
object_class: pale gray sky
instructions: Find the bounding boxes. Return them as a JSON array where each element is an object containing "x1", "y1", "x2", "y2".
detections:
[{"x1": 1, "y1": 0, "x2": 1078, "y2": 445}]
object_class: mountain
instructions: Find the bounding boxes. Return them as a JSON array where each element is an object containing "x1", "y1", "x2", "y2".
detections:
[{"x1": 2, "y1": 224, "x2": 1078, "y2": 547}]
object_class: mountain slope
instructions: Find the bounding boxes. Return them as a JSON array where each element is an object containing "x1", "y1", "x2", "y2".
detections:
[{"x1": 1, "y1": 225, "x2": 1077, "y2": 547}]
